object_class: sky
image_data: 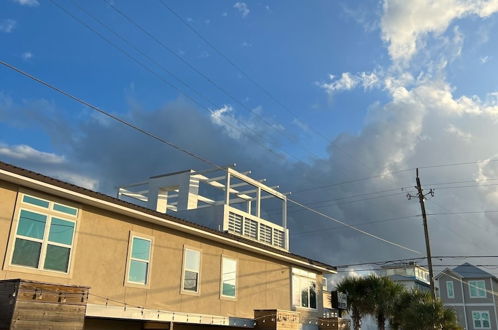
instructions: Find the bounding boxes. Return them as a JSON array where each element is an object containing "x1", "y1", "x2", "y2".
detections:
[{"x1": 3, "y1": 0, "x2": 498, "y2": 277}]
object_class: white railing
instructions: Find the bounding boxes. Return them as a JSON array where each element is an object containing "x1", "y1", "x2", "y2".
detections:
[{"x1": 224, "y1": 206, "x2": 288, "y2": 250}]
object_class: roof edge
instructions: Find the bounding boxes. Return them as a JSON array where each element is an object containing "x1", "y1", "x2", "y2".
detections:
[{"x1": 0, "y1": 161, "x2": 336, "y2": 274}]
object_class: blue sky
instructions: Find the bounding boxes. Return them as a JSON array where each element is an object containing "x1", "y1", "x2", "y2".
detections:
[{"x1": 3, "y1": 0, "x2": 498, "y2": 270}]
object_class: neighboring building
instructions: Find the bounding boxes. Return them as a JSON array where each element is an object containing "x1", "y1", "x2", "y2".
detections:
[
  {"x1": 436, "y1": 263, "x2": 498, "y2": 330},
  {"x1": 381, "y1": 262, "x2": 431, "y2": 292},
  {"x1": 0, "y1": 161, "x2": 345, "y2": 330}
]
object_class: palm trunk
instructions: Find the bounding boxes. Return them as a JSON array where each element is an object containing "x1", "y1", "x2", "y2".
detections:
[
  {"x1": 352, "y1": 307, "x2": 361, "y2": 330},
  {"x1": 377, "y1": 311, "x2": 386, "y2": 330}
]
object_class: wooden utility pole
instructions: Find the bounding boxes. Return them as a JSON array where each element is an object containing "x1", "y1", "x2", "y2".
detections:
[{"x1": 415, "y1": 168, "x2": 436, "y2": 300}]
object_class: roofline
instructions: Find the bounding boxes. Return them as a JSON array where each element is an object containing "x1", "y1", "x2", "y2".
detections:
[
  {"x1": 0, "y1": 162, "x2": 336, "y2": 274},
  {"x1": 435, "y1": 268, "x2": 461, "y2": 280}
]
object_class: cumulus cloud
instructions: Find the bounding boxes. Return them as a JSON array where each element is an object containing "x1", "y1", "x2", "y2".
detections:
[
  {"x1": 0, "y1": 19, "x2": 16, "y2": 33},
  {"x1": 0, "y1": 144, "x2": 65, "y2": 164},
  {"x1": 4, "y1": 76, "x2": 498, "y2": 269},
  {"x1": 381, "y1": 0, "x2": 498, "y2": 62},
  {"x1": 0, "y1": 143, "x2": 97, "y2": 189},
  {"x1": 233, "y1": 2, "x2": 250, "y2": 18},
  {"x1": 319, "y1": 71, "x2": 381, "y2": 96},
  {"x1": 12, "y1": 0, "x2": 39, "y2": 6}
]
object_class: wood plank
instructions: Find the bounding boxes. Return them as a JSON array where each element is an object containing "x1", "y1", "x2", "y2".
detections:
[{"x1": 11, "y1": 319, "x2": 84, "y2": 330}]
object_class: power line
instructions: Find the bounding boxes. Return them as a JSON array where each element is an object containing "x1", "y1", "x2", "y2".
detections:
[
  {"x1": 426, "y1": 210, "x2": 498, "y2": 216},
  {"x1": 292, "y1": 160, "x2": 498, "y2": 194},
  {"x1": 0, "y1": 59, "x2": 420, "y2": 257},
  {"x1": 0, "y1": 59, "x2": 221, "y2": 169},
  {"x1": 49, "y1": 0, "x2": 291, "y2": 162},
  {"x1": 103, "y1": 0, "x2": 322, "y2": 161},
  {"x1": 335, "y1": 264, "x2": 498, "y2": 273},
  {"x1": 290, "y1": 214, "x2": 420, "y2": 237},
  {"x1": 157, "y1": 0, "x2": 373, "y2": 173},
  {"x1": 336, "y1": 255, "x2": 498, "y2": 268},
  {"x1": 287, "y1": 198, "x2": 421, "y2": 254}
]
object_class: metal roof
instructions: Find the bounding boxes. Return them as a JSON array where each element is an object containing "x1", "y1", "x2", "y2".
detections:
[{"x1": 452, "y1": 263, "x2": 497, "y2": 279}]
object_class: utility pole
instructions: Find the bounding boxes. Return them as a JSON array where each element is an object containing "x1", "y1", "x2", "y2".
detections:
[{"x1": 407, "y1": 168, "x2": 436, "y2": 300}]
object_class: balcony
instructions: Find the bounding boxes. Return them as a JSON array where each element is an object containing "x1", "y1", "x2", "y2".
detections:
[{"x1": 224, "y1": 206, "x2": 288, "y2": 250}]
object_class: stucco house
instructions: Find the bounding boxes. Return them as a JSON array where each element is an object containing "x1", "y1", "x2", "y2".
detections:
[{"x1": 0, "y1": 161, "x2": 349, "y2": 330}]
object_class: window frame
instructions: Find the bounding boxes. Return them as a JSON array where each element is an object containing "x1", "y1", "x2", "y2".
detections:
[
  {"x1": 4, "y1": 191, "x2": 79, "y2": 278},
  {"x1": 322, "y1": 276, "x2": 328, "y2": 292},
  {"x1": 181, "y1": 246, "x2": 202, "y2": 295},
  {"x1": 469, "y1": 280, "x2": 487, "y2": 298},
  {"x1": 291, "y1": 268, "x2": 318, "y2": 310},
  {"x1": 220, "y1": 255, "x2": 238, "y2": 300},
  {"x1": 472, "y1": 311, "x2": 491, "y2": 329},
  {"x1": 124, "y1": 232, "x2": 153, "y2": 288},
  {"x1": 446, "y1": 280, "x2": 455, "y2": 298}
]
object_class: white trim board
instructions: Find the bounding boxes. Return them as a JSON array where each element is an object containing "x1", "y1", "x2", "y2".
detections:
[{"x1": 86, "y1": 303, "x2": 254, "y2": 327}]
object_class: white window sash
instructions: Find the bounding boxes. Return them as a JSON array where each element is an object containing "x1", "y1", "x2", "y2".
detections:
[
  {"x1": 126, "y1": 236, "x2": 152, "y2": 285},
  {"x1": 446, "y1": 281, "x2": 454, "y2": 298},
  {"x1": 12, "y1": 207, "x2": 76, "y2": 273},
  {"x1": 221, "y1": 257, "x2": 237, "y2": 298},
  {"x1": 182, "y1": 248, "x2": 201, "y2": 293},
  {"x1": 469, "y1": 280, "x2": 487, "y2": 298}
]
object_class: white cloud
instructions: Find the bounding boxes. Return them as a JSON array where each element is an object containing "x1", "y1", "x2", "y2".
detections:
[
  {"x1": 234, "y1": 2, "x2": 250, "y2": 18},
  {"x1": 241, "y1": 41, "x2": 252, "y2": 48},
  {"x1": 0, "y1": 19, "x2": 16, "y2": 33},
  {"x1": 381, "y1": 0, "x2": 498, "y2": 63},
  {"x1": 319, "y1": 71, "x2": 381, "y2": 96},
  {"x1": 21, "y1": 51, "x2": 33, "y2": 61},
  {"x1": 0, "y1": 144, "x2": 65, "y2": 164},
  {"x1": 12, "y1": 0, "x2": 39, "y2": 6},
  {"x1": 446, "y1": 124, "x2": 473, "y2": 141},
  {"x1": 480, "y1": 55, "x2": 490, "y2": 63}
]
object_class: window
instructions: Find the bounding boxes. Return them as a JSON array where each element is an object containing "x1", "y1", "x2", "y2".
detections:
[
  {"x1": 322, "y1": 277, "x2": 328, "y2": 291},
  {"x1": 472, "y1": 311, "x2": 491, "y2": 329},
  {"x1": 10, "y1": 194, "x2": 77, "y2": 274},
  {"x1": 182, "y1": 248, "x2": 201, "y2": 293},
  {"x1": 127, "y1": 236, "x2": 152, "y2": 285},
  {"x1": 221, "y1": 257, "x2": 237, "y2": 298},
  {"x1": 446, "y1": 281, "x2": 455, "y2": 298},
  {"x1": 292, "y1": 268, "x2": 317, "y2": 309},
  {"x1": 469, "y1": 280, "x2": 487, "y2": 298}
]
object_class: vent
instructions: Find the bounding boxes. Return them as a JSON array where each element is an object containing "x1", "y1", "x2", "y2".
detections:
[
  {"x1": 273, "y1": 229, "x2": 285, "y2": 248},
  {"x1": 259, "y1": 223, "x2": 273, "y2": 245},
  {"x1": 244, "y1": 218, "x2": 258, "y2": 239},
  {"x1": 228, "y1": 212, "x2": 243, "y2": 234}
]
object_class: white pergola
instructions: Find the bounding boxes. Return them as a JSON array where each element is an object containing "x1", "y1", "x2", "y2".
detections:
[{"x1": 117, "y1": 166, "x2": 288, "y2": 229}]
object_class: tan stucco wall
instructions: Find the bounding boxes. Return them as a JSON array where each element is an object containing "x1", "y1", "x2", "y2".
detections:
[{"x1": 0, "y1": 182, "x2": 324, "y2": 320}]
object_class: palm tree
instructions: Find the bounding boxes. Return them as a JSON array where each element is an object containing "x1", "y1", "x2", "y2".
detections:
[
  {"x1": 363, "y1": 275, "x2": 404, "y2": 330},
  {"x1": 336, "y1": 276, "x2": 373, "y2": 330},
  {"x1": 390, "y1": 289, "x2": 462, "y2": 330}
]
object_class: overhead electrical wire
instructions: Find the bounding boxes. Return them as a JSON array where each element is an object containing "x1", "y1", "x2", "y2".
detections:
[
  {"x1": 102, "y1": 0, "x2": 324, "y2": 161},
  {"x1": 0, "y1": 60, "x2": 221, "y2": 169},
  {"x1": 157, "y1": 0, "x2": 373, "y2": 173},
  {"x1": 54, "y1": 0, "x2": 498, "y2": 206},
  {"x1": 48, "y1": 0, "x2": 292, "y2": 162},
  {"x1": 290, "y1": 214, "x2": 421, "y2": 237},
  {"x1": 287, "y1": 198, "x2": 420, "y2": 254},
  {"x1": 293, "y1": 160, "x2": 498, "y2": 194},
  {"x1": 0, "y1": 59, "x2": 421, "y2": 257},
  {"x1": 336, "y1": 255, "x2": 498, "y2": 268}
]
